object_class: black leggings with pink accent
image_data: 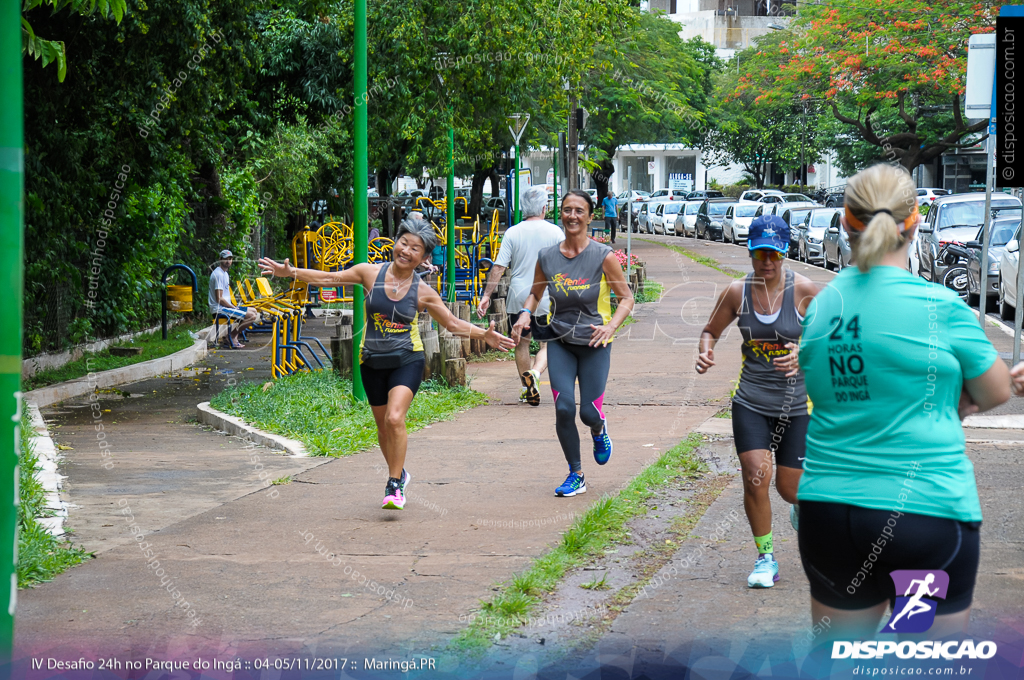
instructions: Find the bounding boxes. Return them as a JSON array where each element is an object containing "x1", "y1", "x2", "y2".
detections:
[{"x1": 547, "y1": 340, "x2": 611, "y2": 473}]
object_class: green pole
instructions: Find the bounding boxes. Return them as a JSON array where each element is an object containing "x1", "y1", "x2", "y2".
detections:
[
  {"x1": 446, "y1": 127, "x2": 455, "y2": 304},
  {"x1": 514, "y1": 144, "x2": 521, "y2": 225},
  {"x1": 0, "y1": 0, "x2": 21, "y2": 659},
  {"x1": 552, "y1": 148, "x2": 559, "y2": 227},
  {"x1": 352, "y1": 0, "x2": 368, "y2": 401}
]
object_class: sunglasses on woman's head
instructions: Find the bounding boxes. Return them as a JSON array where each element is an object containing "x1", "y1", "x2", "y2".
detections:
[{"x1": 751, "y1": 249, "x2": 785, "y2": 262}]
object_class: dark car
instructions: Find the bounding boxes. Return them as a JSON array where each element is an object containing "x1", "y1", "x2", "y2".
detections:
[
  {"x1": 965, "y1": 215, "x2": 1022, "y2": 310},
  {"x1": 917, "y1": 194, "x2": 1023, "y2": 283},
  {"x1": 686, "y1": 190, "x2": 724, "y2": 200},
  {"x1": 479, "y1": 196, "x2": 507, "y2": 224},
  {"x1": 781, "y1": 206, "x2": 815, "y2": 258},
  {"x1": 814, "y1": 185, "x2": 846, "y2": 207},
  {"x1": 695, "y1": 198, "x2": 736, "y2": 240}
]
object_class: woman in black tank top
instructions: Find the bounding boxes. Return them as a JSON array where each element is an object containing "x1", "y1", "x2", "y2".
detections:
[
  {"x1": 260, "y1": 218, "x2": 514, "y2": 511},
  {"x1": 694, "y1": 215, "x2": 822, "y2": 590}
]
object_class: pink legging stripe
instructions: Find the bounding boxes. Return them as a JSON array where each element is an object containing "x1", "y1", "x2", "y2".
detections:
[{"x1": 592, "y1": 393, "x2": 606, "y2": 421}]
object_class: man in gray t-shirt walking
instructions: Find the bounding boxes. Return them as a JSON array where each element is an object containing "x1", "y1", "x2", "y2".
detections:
[{"x1": 478, "y1": 185, "x2": 564, "y2": 405}]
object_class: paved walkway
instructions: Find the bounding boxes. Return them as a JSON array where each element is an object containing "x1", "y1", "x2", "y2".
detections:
[
  {"x1": 18, "y1": 237, "x2": 1024, "y2": 673},
  {"x1": 16, "y1": 238, "x2": 743, "y2": 662}
]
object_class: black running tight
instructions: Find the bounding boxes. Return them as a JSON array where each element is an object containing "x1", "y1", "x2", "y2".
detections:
[{"x1": 547, "y1": 340, "x2": 611, "y2": 472}]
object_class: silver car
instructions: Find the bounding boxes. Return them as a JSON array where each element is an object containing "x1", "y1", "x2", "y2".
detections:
[
  {"x1": 823, "y1": 213, "x2": 852, "y2": 270},
  {"x1": 674, "y1": 200, "x2": 702, "y2": 237},
  {"x1": 798, "y1": 208, "x2": 840, "y2": 265},
  {"x1": 723, "y1": 202, "x2": 760, "y2": 244},
  {"x1": 999, "y1": 238, "x2": 1020, "y2": 321}
]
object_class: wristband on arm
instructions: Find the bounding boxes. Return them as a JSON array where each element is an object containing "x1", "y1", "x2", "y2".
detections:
[{"x1": 519, "y1": 308, "x2": 533, "y2": 316}]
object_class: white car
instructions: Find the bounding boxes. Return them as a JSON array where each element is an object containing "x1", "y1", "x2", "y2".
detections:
[
  {"x1": 917, "y1": 187, "x2": 951, "y2": 206},
  {"x1": 651, "y1": 201, "x2": 684, "y2": 235},
  {"x1": 674, "y1": 201, "x2": 702, "y2": 237},
  {"x1": 739, "y1": 189, "x2": 785, "y2": 203},
  {"x1": 999, "y1": 239, "x2": 1020, "y2": 321},
  {"x1": 723, "y1": 202, "x2": 760, "y2": 243}
]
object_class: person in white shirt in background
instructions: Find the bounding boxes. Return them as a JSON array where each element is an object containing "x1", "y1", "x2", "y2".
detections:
[
  {"x1": 477, "y1": 185, "x2": 565, "y2": 405},
  {"x1": 209, "y1": 249, "x2": 258, "y2": 349}
]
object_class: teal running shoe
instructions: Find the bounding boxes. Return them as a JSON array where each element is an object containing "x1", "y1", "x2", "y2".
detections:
[
  {"x1": 747, "y1": 554, "x2": 779, "y2": 588},
  {"x1": 555, "y1": 471, "x2": 586, "y2": 497},
  {"x1": 592, "y1": 421, "x2": 612, "y2": 465}
]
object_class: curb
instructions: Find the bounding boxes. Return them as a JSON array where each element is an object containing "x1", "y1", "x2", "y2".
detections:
[
  {"x1": 26, "y1": 403, "x2": 67, "y2": 536},
  {"x1": 24, "y1": 327, "x2": 212, "y2": 409},
  {"x1": 196, "y1": 402, "x2": 308, "y2": 457},
  {"x1": 962, "y1": 414, "x2": 1024, "y2": 429}
]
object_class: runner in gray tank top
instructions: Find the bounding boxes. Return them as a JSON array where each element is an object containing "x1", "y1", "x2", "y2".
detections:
[
  {"x1": 261, "y1": 218, "x2": 514, "y2": 512},
  {"x1": 695, "y1": 215, "x2": 822, "y2": 589},
  {"x1": 513, "y1": 190, "x2": 635, "y2": 498}
]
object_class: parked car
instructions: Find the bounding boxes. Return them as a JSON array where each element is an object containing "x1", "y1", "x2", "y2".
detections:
[
  {"x1": 823, "y1": 213, "x2": 852, "y2": 271},
  {"x1": 617, "y1": 190, "x2": 651, "y2": 231},
  {"x1": 813, "y1": 185, "x2": 846, "y2": 207},
  {"x1": 779, "y1": 193, "x2": 815, "y2": 204},
  {"x1": 917, "y1": 193, "x2": 1023, "y2": 283},
  {"x1": 782, "y1": 207, "x2": 815, "y2": 257},
  {"x1": 649, "y1": 188, "x2": 690, "y2": 203},
  {"x1": 685, "y1": 190, "x2": 724, "y2": 200},
  {"x1": 636, "y1": 202, "x2": 654, "y2": 234},
  {"x1": 479, "y1": 196, "x2": 507, "y2": 224},
  {"x1": 673, "y1": 200, "x2": 703, "y2": 237},
  {"x1": 723, "y1": 202, "x2": 760, "y2": 243},
  {"x1": 695, "y1": 198, "x2": 737, "y2": 240},
  {"x1": 395, "y1": 189, "x2": 427, "y2": 208},
  {"x1": 651, "y1": 201, "x2": 684, "y2": 235},
  {"x1": 797, "y1": 208, "x2": 840, "y2": 264},
  {"x1": 965, "y1": 217, "x2": 1021, "y2": 310},
  {"x1": 739, "y1": 189, "x2": 785, "y2": 203},
  {"x1": 999, "y1": 237, "x2": 1021, "y2": 321},
  {"x1": 917, "y1": 187, "x2": 951, "y2": 206}
]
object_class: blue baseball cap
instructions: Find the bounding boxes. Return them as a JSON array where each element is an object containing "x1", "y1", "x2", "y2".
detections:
[{"x1": 747, "y1": 215, "x2": 789, "y2": 252}]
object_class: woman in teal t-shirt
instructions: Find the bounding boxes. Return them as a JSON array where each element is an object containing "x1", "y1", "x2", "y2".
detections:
[{"x1": 797, "y1": 165, "x2": 1010, "y2": 642}]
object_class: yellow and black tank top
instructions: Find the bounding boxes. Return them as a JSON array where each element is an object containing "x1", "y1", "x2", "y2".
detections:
[
  {"x1": 360, "y1": 264, "x2": 424, "y2": 365},
  {"x1": 535, "y1": 240, "x2": 614, "y2": 345}
]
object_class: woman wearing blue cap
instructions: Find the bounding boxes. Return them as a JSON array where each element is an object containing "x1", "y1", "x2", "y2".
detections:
[{"x1": 696, "y1": 214, "x2": 821, "y2": 589}]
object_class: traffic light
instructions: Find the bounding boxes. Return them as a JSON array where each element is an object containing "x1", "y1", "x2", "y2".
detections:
[{"x1": 576, "y1": 107, "x2": 589, "y2": 130}]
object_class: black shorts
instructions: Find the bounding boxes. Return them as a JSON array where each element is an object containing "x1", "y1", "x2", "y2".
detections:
[
  {"x1": 731, "y1": 402, "x2": 808, "y2": 469},
  {"x1": 360, "y1": 357, "x2": 425, "y2": 407},
  {"x1": 508, "y1": 313, "x2": 539, "y2": 339},
  {"x1": 798, "y1": 500, "x2": 980, "y2": 613}
]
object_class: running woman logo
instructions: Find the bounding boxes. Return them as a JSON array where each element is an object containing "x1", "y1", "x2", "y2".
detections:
[
  {"x1": 551, "y1": 273, "x2": 592, "y2": 295},
  {"x1": 884, "y1": 570, "x2": 949, "y2": 633},
  {"x1": 372, "y1": 312, "x2": 408, "y2": 334}
]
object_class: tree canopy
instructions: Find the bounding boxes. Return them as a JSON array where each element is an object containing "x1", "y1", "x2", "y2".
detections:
[{"x1": 730, "y1": 0, "x2": 999, "y2": 172}]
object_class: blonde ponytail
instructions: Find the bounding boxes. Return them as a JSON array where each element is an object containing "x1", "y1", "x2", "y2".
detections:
[{"x1": 844, "y1": 165, "x2": 917, "y2": 273}]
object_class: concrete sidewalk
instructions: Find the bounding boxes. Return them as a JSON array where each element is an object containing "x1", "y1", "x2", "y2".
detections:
[{"x1": 15, "y1": 238, "x2": 744, "y2": 662}]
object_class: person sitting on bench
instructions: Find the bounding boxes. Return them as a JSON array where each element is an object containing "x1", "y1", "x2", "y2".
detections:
[{"x1": 209, "y1": 249, "x2": 258, "y2": 349}]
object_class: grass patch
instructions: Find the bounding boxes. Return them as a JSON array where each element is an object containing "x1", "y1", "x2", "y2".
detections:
[
  {"x1": 210, "y1": 370, "x2": 487, "y2": 456},
  {"x1": 713, "y1": 407, "x2": 732, "y2": 419},
  {"x1": 651, "y1": 241, "x2": 745, "y2": 279},
  {"x1": 19, "y1": 409, "x2": 91, "y2": 587},
  {"x1": 271, "y1": 475, "x2": 292, "y2": 485},
  {"x1": 25, "y1": 321, "x2": 208, "y2": 391},
  {"x1": 449, "y1": 434, "x2": 707, "y2": 652},
  {"x1": 580, "y1": 572, "x2": 610, "y2": 590},
  {"x1": 633, "y1": 280, "x2": 664, "y2": 304}
]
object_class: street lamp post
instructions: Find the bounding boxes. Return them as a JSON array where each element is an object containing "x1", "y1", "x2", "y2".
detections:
[{"x1": 508, "y1": 114, "x2": 530, "y2": 225}]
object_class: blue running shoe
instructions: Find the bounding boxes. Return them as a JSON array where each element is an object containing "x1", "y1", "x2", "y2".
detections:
[
  {"x1": 592, "y1": 421, "x2": 612, "y2": 465},
  {"x1": 555, "y1": 471, "x2": 586, "y2": 497},
  {"x1": 747, "y1": 554, "x2": 779, "y2": 588}
]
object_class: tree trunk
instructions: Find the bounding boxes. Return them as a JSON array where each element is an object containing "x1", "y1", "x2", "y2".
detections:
[
  {"x1": 469, "y1": 168, "x2": 491, "y2": 219},
  {"x1": 488, "y1": 168, "x2": 501, "y2": 198},
  {"x1": 591, "y1": 159, "x2": 615, "y2": 206}
]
